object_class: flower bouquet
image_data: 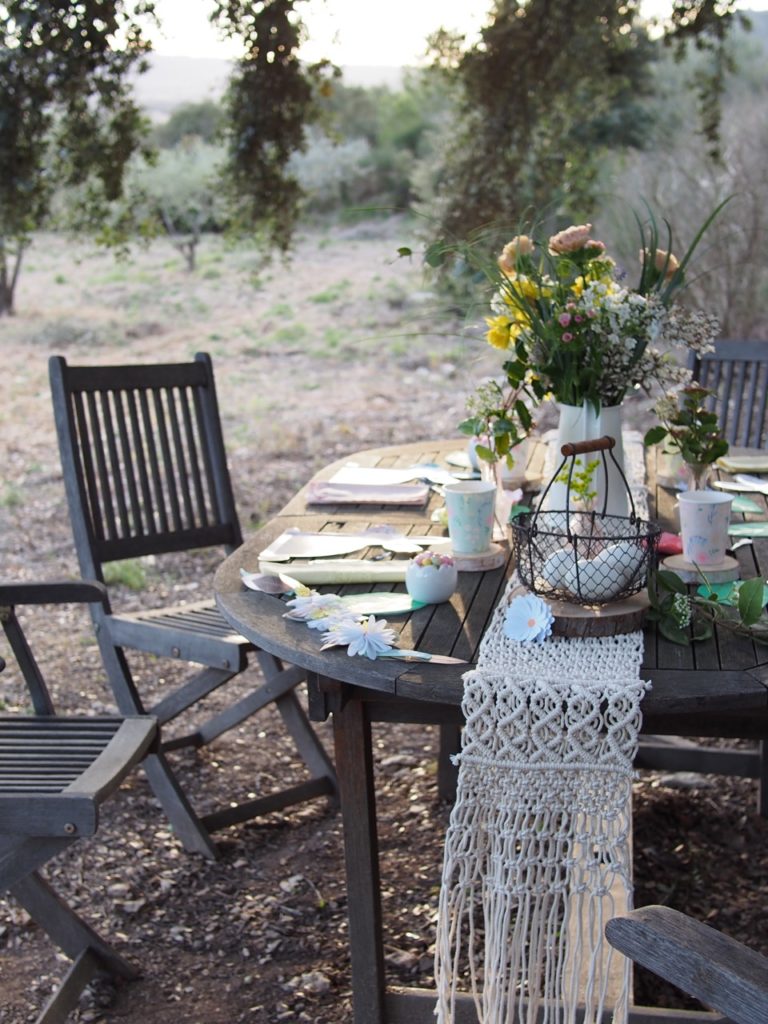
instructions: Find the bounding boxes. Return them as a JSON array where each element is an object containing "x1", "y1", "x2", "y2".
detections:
[{"x1": 454, "y1": 202, "x2": 728, "y2": 474}]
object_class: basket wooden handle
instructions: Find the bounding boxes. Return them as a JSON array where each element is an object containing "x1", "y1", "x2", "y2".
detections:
[{"x1": 560, "y1": 435, "x2": 616, "y2": 457}]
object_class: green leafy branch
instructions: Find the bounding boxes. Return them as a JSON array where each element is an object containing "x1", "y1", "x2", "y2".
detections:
[
  {"x1": 648, "y1": 569, "x2": 768, "y2": 646},
  {"x1": 556, "y1": 458, "x2": 599, "y2": 510}
]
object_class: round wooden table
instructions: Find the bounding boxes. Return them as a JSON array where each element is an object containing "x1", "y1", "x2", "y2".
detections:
[{"x1": 214, "y1": 439, "x2": 768, "y2": 1024}]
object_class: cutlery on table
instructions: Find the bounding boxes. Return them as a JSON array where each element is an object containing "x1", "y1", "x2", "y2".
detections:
[{"x1": 381, "y1": 649, "x2": 468, "y2": 664}]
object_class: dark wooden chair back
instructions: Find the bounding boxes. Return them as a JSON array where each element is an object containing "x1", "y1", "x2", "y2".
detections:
[
  {"x1": 0, "y1": 580, "x2": 157, "y2": 1023},
  {"x1": 49, "y1": 353, "x2": 243, "y2": 578},
  {"x1": 690, "y1": 339, "x2": 768, "y2": 448}
]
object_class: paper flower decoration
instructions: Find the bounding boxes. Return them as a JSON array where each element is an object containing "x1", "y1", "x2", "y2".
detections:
[
  {"x1": 321, "y1": 615, "x2": 397, "y2": 660},
  {"x1": 503, "y1": 593, "x2": 554, "y2": 643},
  {"x1": 284, "y1": 591, "x2": 353, "y2": 630}
]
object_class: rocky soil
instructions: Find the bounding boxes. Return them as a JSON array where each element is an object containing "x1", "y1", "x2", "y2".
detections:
[{"x1": 1, "y1": 219, "x2": 766, "y2": 1023}]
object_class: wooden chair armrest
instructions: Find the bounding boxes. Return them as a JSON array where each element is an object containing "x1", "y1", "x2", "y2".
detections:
[
  {"x1": 605, "y1": 906, "x2": 768, "y2": 1024},
  {"x1": 0, "y1": 580, "x2": 108, "y2": 608}
]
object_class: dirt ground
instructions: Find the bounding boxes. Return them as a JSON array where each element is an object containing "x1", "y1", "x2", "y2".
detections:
[{"x1": 1, "y1": 219, "x2": 766, "y2": 1023}]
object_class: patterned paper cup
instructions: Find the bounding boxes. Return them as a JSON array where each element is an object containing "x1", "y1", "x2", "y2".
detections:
[
  {"x1": 444, "y1": 480, "x2": 496, "y2": 555},
  {"x1": 678, "y1": 490, "x2": 733, "y2": 566}
]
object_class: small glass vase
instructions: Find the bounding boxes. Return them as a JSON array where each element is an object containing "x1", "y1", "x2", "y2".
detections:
[{"x1": 685, "y1": 462, "x2": 712, "y2": 492}]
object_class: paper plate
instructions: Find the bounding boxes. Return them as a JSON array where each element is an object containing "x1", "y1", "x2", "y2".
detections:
[
  {"x1": 728, "y1": 521, "x2": 768, "y2": 537},
  {"x1": 697, "y1": 580, "x2": 768, "y2": 607}
]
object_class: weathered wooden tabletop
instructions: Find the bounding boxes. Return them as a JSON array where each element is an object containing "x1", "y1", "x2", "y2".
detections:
[{"x1": 214, "y1": 438, "x2": 768, "y2": 738}]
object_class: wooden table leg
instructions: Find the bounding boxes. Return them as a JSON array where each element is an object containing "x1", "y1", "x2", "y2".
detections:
[{"x1": 333, "y1": 694, "x2": 387, "y2": 1024}]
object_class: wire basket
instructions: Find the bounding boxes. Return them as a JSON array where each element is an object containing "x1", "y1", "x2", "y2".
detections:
[{"x1": 509, "y1": 435, "x2": 660, "y2": 606}]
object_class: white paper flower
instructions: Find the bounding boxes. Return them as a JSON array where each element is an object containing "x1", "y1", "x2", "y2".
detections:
[
  {"x1": 284, "y1": 591, "x2": 349, "y2": 629},
  {"x1": 321, "y1": 615, "x2": 398, "y2": 660},
  {"x1": 503, "y1": 594, "x2": 554, "y2": 644}
]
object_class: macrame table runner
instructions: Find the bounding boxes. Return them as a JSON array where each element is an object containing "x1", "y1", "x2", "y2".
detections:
[{"x1": 434, "y1": 432, "x2": 650, "y2": 1024}]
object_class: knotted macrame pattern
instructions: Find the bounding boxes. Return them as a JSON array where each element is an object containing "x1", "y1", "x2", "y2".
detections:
[{"x1": 434, "y1": 585, "x2": 649, "y2": 1024}]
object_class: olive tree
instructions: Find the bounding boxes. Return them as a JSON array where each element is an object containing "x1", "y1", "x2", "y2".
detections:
[
  {"x1": 420, "y1": 0, "x2": 746, "y2": 243},
  {"x1": 0, "y1": 0, "x2": 328, "y2": 313},
  {"x1": 0, "y1": 0, "x2": 156, "y2": 314}
]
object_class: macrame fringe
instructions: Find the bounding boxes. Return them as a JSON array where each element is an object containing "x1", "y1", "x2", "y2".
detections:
[{"x1": 434, "y1": 624, "x2": 648, "y2": 1024}]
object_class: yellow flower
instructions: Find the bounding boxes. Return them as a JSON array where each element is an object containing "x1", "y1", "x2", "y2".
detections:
[
  {"x1": 498, "y1": 235, "x2": 535, "y2": 273},
  {"x1": 485, "y1": 315, "x2": 515, "y2": 350}
]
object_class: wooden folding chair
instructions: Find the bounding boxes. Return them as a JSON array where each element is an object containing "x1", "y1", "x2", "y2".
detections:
[
  {"x1": 690, "y1": 339, "x2": 768, "y2": 447},
  {"x1": 49, "y1": 353, "x2": 337, "y2": 859},
  {"x1": 606, "y1": 905, "x2": 768, "y2": 1023},
  {"x1": 639, "y1": 340, "x2": 768, "y2": 815},
  {"x1": 0, "y1": 581, "x2": 157, "y2": 1024}
]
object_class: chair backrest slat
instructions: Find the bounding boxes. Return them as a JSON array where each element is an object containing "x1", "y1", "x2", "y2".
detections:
[
  {"x1": 50, "y1": 354, "x2": 243, "y2": 570},
  {"x1": 179, "y1": 387, "x2": 209, "y2": 528},
  {"x1": 692, "y1": 340, "x2": 768, "y2": 449},
  {"x1": 152, "y1": 385, "x2": 183, "y2": 532}
]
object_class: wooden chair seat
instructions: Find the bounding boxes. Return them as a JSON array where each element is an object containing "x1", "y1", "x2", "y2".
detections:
[{"x1": 0, "y1": 582, "x2": 157, "y2": 1024}]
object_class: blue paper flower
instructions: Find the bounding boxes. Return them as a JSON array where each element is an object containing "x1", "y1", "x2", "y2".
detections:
[{"x1": 503, "y1": 593, "x2": 554, "y2": 643}]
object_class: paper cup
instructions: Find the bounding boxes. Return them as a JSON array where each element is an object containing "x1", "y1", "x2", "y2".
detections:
[
  {"x1": 444, "y1": 480, "x2": 496, "y2": 555},
  {"x1": 678, "y1": 490, "x2": 733, "y2": 566}
]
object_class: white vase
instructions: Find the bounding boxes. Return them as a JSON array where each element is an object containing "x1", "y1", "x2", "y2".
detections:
[{"x1": 542, "y1": 402, "x2": 629, "y2": 517}]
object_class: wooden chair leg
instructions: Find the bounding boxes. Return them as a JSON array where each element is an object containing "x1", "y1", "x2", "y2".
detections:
[
  {"x1": 12, "y1": 871, "x2": 137, "y2": 980},
  {"x1": 438, "y1": 723, "x2": 461, "y2": 802},
  {"x1": 35, "y1": 948, "x2": 106, "y2": 1024},
  {"x1": 140, "y1": 751, "x2": 219, "y2": 859},
  {"x1": 759, "y1": 740, "x2": 768, "y2": 818},
  {"x1": 189, "y1": 660, "x2": 306, "y2": 747},
  {"x1": 275, "y1": 689, "x2": 338, "y2": 801}
]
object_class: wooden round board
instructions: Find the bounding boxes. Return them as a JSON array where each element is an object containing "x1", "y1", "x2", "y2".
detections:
[
  {"x1": 453, "y1": 542, "x2": 506, "y2": 573},
  {"x1": 505, "y1": 583, "x2": 651, "y2": 636},
  {"x1": 548, "y1": 590, "x2": 651, "y2": 637},
  {"x1": 661, "y1": 554, "x2": 740, "y2": 584}
]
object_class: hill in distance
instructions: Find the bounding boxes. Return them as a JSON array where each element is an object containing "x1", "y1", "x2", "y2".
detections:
[{"x1": 132, "y1": 54, "x2": 404, "y2": 119}]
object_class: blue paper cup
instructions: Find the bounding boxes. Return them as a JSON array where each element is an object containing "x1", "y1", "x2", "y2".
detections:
[{"x1": 444, "y1": 480, "x2": 497, "y2": 555}]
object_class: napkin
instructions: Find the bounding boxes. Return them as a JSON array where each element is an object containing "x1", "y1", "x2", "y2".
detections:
[{"x1": 305, "y1": 480, "x2": 431, "y2": 506}]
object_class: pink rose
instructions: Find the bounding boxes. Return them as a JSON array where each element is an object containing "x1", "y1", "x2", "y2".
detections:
[
  {"x1": 562, "y1": 332, "x2": 574, "y2": 343},
  {"x1": 558, "y1": 313, "x2": 571, "y2": 326},
  {"x1": 548, "y1": 224, "x2": 593, "y2": 254}
]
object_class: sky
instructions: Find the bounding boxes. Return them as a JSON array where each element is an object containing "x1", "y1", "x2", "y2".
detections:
[
  {"x1": 147, "y1": 0, "x2": 485, "y2": 64},
  {"x1": 147, "y1": 0, "x2": 768, "y2": 65}
]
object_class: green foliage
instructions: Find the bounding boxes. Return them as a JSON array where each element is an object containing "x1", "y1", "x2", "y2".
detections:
[
  {"x1": 644, "y1": 385, "x2": 730, "y2": 468},
  {"x1": 103, "y1": 559, "x2": 147, "y2": 591},
  {"x1": 128, "y1": 140, "x2": 226, "y2": 235},
  {"x1": 647, "y1": 569, "x2": 768, "y2": 646},
  {"x1": 153, "y1": 101, "x2": 225, "y2": 148},
  {"x1": 211, "y1": 0, "x2": 337, "y2": 250},
  {"x1": 296, "y1": 73, "x2": 450, "y2": 212},
  {"x1": 421, "y1": 0, "x2": 740, "y2": 246},
  {"x1": 555, "y1": 459, "x2": 600, "y2": 510}
]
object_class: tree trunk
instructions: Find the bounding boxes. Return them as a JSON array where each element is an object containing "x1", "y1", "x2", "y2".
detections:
[{"x1": 0, "y1": 237, "x2": 26, "y2": 316}]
